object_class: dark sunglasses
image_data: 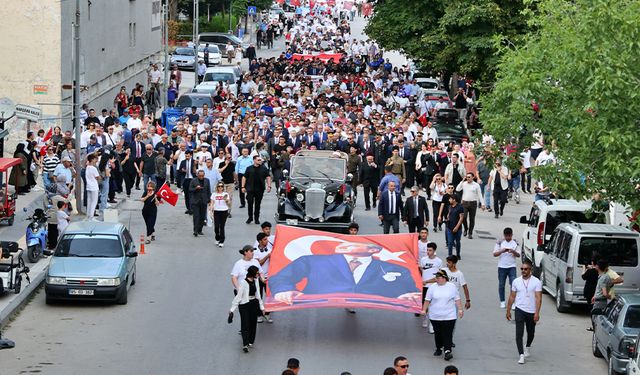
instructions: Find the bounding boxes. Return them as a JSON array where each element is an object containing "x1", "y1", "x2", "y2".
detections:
[
  {"x1": 399, "y1": 365, "x2": 409, "y2": 368},
  {"x1": 521, "y1": 267, "x2": 531, "y2": 271}
]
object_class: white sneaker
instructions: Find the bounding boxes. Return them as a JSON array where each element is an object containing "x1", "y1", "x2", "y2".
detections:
[
  {"x1": 524, "y1": 347, "x2": 530, "y2": 357},
  {"x1": 422, "y1": 319, "x2": 429, "y2": 328},
  {"x1": 429, "y1": 325, "x2": 434, "y2": 334},
  {"x1": 265, "y1": 315, "x2": 273, "y2": 323},
  {"x1": 216, "y1": 241, "x2": 220, "y2": 246},
  {"x1": 257, "y1": 316, "x2": 264, "y2": 323},
  {"x1": 518, "y1": 354, "x2": 525, "y2": 364},
  {"x1": 219, "y1": 243, "x2": 224, "y2": 247},
  {"x1": 500, "y1": 301, "x2": 506, "y2": 309}
]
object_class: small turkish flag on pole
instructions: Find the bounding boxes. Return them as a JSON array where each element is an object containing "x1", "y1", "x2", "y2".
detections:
[
  {"x1": 156, "y1": 182, "x2": 179, "y2": 206},
  {"x1": 418, "y1": 112, "x2": 428, "y2": 126}
]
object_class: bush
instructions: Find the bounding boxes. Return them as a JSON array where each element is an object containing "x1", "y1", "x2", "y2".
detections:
[{"x1": 173, "y1": 14, "x2": 240, "y2": 41}]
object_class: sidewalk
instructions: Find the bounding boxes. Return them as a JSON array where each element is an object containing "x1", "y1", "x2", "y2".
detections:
[{"x1": 0, "y1": 189, "x2": 128, "y2": 325}]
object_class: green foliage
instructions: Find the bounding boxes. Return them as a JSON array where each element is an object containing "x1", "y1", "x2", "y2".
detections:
[
  {"x1": 482, "y1": 0, "x2": 640, "y2": 211},
  {"x1": 174, "y1": 14, "x2": 240, "y2": 38},
  {"x1": 365, "y1": 0, "x2": 532, "y2": 83}
]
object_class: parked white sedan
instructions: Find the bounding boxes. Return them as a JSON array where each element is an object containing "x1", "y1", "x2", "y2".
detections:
[{"x1": 197, "y1": 44, "x2": 222, "y2": 66}]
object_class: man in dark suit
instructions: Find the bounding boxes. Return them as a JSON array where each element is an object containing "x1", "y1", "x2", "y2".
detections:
[
  {"x1": 178, "y1": 150, "x2": 197, "y2": 214},
  {"x1": 131, "y1": 134, "x2": 145, "y2": 190},
  {"x1": 359, "y1": 154, "x2": 380, "y2": 211},
  {"x1": 269, "y1": 242, "x2": 419, "y2": 304},
  {"x1": 241, "y1": 155, "x2": 272, "y2": 224},
  {"x1": 378, "y1": 180, "x2": 402, "y2": 234},
  {"x1": 402, "y1": 186, "x2": 430, "y2": 233},
  {"x1": 189, "y1": 170, "x2": 211, "y2": 236}
]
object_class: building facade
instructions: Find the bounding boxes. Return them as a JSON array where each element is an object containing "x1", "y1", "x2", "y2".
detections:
[{"x1": 0, "y1": 0, "x2": 162, "y2": 153}]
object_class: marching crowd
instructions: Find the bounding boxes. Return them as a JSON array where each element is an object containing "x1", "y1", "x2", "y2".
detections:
[{"x1": 3, "y1": 2, "x2": 574, "y2": 373}]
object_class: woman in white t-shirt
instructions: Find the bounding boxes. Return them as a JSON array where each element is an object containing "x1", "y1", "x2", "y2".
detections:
[
  {"x1": 422, "y1": 270, "x2": 463, "y2": 361},
  {"x1": 209, "y1": 182, "x2": 231, "y2": 247},
  {"x1": 84, "y1": 154, "x2": 102, "y2": 219},
  {"x1": 430, "y1": 173, "x2": 446, "y2": 232}
]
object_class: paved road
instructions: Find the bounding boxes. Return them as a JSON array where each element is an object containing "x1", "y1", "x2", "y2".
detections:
[{"x1": 0, "y1": 15, "x2": 607, "y2": 375}]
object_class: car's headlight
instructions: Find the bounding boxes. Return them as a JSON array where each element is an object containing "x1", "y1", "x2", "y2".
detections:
[
  {"x1": 96, "y1": 278, "x2": 121, "y2": 286},
  {"x1": 296, "y1": 193, "x2": 305, "y2": 202},
  {"x1": 47, "y1": 276, "x2": 67, "y2": 285},
  {"x1": 326, "y1": 195, "x2": 335, "y2": 204}
]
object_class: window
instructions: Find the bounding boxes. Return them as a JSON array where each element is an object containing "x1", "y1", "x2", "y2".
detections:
[
  {"x1": 123, "y1": 229, "x2": 133, "y2": 250},
  {"x1": 607, "y1": 301, "x2": 623, "y2": 325},
  {"x1": 558, "y1": 233, "x2": 572, "y2": 262},
  {"x1": 55, "y1": 234, "x2": 123, "y2": 258},
  {"x1": 552, "y1": 231, "x2": 565, "y2": 258},
  {"x1": 545, "y1": 210, "x2": 601, "y2": 236},
  {"x1": 529, "y1": 207, "x2": 540, "y2": 227},
  {"x1": 577, "y1": 237, "x2": 638, "y2": 267},
  {"x1": 624, "y1": 306, "x2": 640, "y2": 328},
  {"x1": 129, "y1": 22, "x2": 137, "y2": 47}
]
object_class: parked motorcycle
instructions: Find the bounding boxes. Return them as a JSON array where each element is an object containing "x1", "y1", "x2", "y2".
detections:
[
  {"x1": 0, "y1": 241, "x2": 30, "y2": 294},
  {"x1": 24, "y1": 208, "x2": 48, "y2": 263}
]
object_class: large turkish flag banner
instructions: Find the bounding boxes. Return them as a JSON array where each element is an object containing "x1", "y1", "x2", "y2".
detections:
[{"x1": 265, "y1": 226, "x2": 422, "y2": 313}]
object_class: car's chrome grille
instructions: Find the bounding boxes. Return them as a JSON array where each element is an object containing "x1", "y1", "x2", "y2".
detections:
[
  {"x1": 67, "y1": 279, "x2": 98, "y2": 286},
  {"x1": 305, "y1": 188, "x2": 325, "y2": 219}
]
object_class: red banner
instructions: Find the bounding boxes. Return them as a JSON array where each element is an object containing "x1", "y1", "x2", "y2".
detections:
[
  {"x1": 265, "y1": 226, "x2": 422, "y2": 313},
  {"x1": 290, "y1": 53, "x2": 343, "y2": 62}
]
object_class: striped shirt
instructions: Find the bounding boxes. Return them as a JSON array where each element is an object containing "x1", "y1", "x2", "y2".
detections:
[{"x1": 43, "y1": 155, "x2": 60, "y2": 173}]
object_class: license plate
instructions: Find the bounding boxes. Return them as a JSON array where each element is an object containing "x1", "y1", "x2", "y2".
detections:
[
  {"x1": 69, "y1": 289, "x2": 94, "y2": 296},
  {"x1": 286, "y1": 219, "x2": 298, "y2": 225}
]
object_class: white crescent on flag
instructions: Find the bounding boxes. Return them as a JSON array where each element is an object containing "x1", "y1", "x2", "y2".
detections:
[{"x1": 283, "y1": 235, "x2": 348, "y2": 261}]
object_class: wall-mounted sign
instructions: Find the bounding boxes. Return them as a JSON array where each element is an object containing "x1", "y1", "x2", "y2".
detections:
[{"x1": 33, "y1": 85, "x2": 48, "y2": 95}]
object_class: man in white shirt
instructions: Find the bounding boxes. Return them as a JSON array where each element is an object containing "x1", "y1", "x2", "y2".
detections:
[
  {"x1": 493, "y1": 227, "x2": 520, "y2": 308},
  {"x1": 424, "y1": 122, "x2": 438, "y2": 142},
  {"x1": 126, "y1": 112, "x2": 143, "y2": 131},
  {"x1": 506, "y1": 259, "x2": 542, "y2": 365},
  {"x1": 253, "y1": 232, "x2": 273, "y2": 323},
  {"x1": 520, "y1": 147, "x2": 532, "y2": 193},
  {"x1": 444, "y1": 254, "x2": 470, "y2": 309},
  {"x1": 456, "y1": 172, "x2": 485, "y2": 239},
  {"x1": 419, "y1": 242, "x2": 443, "y2": 332},
  {"x1": 417, "y1": 228, "x2": 430, "y2": 262}
]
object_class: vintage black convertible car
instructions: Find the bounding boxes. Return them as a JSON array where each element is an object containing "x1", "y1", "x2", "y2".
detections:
[{"x1": 275, "y1": 150, "x2": 355, "y2": 233}]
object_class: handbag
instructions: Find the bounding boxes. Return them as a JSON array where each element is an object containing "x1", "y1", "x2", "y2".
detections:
[{"x1": 30, "y1": 162, "x2": 38, "y2": 172}]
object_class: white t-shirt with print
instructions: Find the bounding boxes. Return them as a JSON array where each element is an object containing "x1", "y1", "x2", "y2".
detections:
[{"x1": 420, "y1": 256, "x2": 443, "y2": 286}]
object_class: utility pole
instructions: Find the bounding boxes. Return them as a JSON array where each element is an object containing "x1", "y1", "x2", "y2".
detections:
[
  {"x1": 162, "y1": 2, "x2": 169, "y2": 109},
  {"x1": 192, "y1": 0, "x2": 199, "y2": 85},
  {"x1": 73, "y1": 0, "x2": 83, "y2": 214},
  {"x1": 229, "y1": 0, "x2": 233, "y2": 33}
]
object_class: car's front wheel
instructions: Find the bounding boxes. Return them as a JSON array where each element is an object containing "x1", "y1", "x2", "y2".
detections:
[{"x1": 116, "y1": 279, "x2": 128, "y2": 305}]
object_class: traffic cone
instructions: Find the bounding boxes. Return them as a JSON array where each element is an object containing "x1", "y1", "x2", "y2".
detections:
[{"x1": 139, "y1": 234, "x2": 146, "y2": 255}]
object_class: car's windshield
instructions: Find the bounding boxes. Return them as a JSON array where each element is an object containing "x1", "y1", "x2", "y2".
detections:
[
  {"x1": 176, "y1": 95, "x2": 213, "y2": 108},
  {"x1": 291, "y1": 156, "x2": 345, "y2": 181},
  {"x1": 203, "y1": 72, "x2": 235, "y2": 83},
  {"x1": 199, "y1": 45, "x2": 220, "y2": 53},
  {"x1": 417, "y1": 81, "x2": 438, "y2": 89},
  {"x1": 174, "y1": 48, "x2": 195, "y2": 56},
  {"x1": 55, "y1": 234, "x2": 123, "y2": 257},
  {"x1": 227, "y1": 35, "x2": 243, "y2": 44},
  {"x1": 577, "y1": 237, "x2": 638, "y2": 267},
  {"x1": 624, "y1": 306, "x2": 640, "y2": 328},
  {"x1": 434, "y1": 124, "x2": 465, "y2": 134}
]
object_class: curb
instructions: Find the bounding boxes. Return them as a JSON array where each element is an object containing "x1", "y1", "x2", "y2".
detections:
[{"x1": 0, "y1": 261, "x2": 47, "y2": 326}]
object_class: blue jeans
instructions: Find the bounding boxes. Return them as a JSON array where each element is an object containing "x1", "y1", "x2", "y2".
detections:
[
  {"x1": 445, "y1": 228, "x2": 462, "y2": 257},
  {"x1": 510, "y1": 175, "x2": 521, "y2": 193},
  {"x1": 42, "y1": 172, "x2": 53, "y2": 190},
  {"x1": 498, "y1": 267, "x2": 517, "y2": 302},
  {"x1": 143, "y1": 174, "x2": 156, "y2": 189},
  {"x1": 100, "y1": 177, "x2": 110, "y2": 210},
  {"x1": 480, "y1": 182, "x2": 491, "y2": 207}
]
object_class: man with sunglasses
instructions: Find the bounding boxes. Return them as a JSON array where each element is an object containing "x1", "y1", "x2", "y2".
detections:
[
  {"x1": 393, "y1": 356, "x2": 411, "y2": 375},
  {"x1": 455, "y1": 172, "x2": 485, "y2": 239},
  {"x1": 506, "y1": 259, "x2": 542, "y2": 365}
]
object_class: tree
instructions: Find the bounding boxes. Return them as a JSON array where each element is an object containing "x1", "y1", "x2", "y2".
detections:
[
  {"x1": 364, "y1": 0, "x2": 531, "y2": 85},
  {"x1": 482, "y1": 0, "x2": 640, "y2": 213}
]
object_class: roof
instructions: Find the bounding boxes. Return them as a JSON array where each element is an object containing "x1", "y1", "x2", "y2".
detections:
[
  {"x1": 617, "y1": 293, "x2": 640, "y2": 305},
  {"x1": 293, "y1": 150, "x2": 348, "y2": 159},
  {"x1": 558, "y1": 222, "x2": 639, "y2": 236},
  {"x1": 63, "y1": 221, "x2": 125, "y2": 236},
  {"x1": 535, "y1": 198, "x2": 593, "y2": 209},
  {"x1": 0, "y1": 158, "x2": 22, "y2": 171}
]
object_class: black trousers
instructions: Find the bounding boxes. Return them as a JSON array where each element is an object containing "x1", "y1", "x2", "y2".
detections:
[
  {"x1": 421, "y1": 173, "x2": 434, "y2": 198},
  {"x1": 521, "y1": 168, "x2": 531, "y2": 192},
  {"x1": 123, "y1": 171, "x2": 136, "y2": 196},
  {"x1": 191, "y1": 203, "x2": 206, "y2": 233},
  {"x1": 134, "y1": 159, "x2": 142, "y2": 188},
  {"x1": 156, "y1": 176, "x2": 165, "y2": 191},
  {"x1": 383, "y1": 216, "x2": 399, "y2": 234},
  {"x1": 239, "y1": 299, "x2": 260, "y2": 346},
  {"x1": 515, "y1": 308, "x2": 536, "y2": 355},
  {"x1": 213, "y1": 210, "x2": 228, "y2": 243},
  {"x1": 431, "y1": 319, "x2": 456, "y2": 352},
  {"x1": 432, "y1": 201, "x2": 442, "y2": 229},
  {"x1": 142, "y1": 208, "x2": 157, "y2": 236},
  {"x1": 238, "y1": 173, "x2": 246, "y2": 205},
  {"x1": 461, "y1": 201, "x2": 477, "y2": 233},
  {"x1": 407, "y1": 217, "x2": 424, "y2": 233},
  {"x1": 247, "y1": 191, "x2": 264, "y2": 221},
  {"x1": 183, "y1": 178, "x2": 192, "y2": 209},
  {"x1": 363, "y1": 184, "x2": 376, "y2": 209},
  {"x1": 493, "y1": 188, "x2": 507, "y2": 214},
  {"x1": 47, "y1": 223, "x2": 58, "y2": 249}
]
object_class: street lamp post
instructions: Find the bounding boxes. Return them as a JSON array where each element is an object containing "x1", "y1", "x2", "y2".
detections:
[
  {"x1": 163, "y1": 3, "x2": 169, "y2": 109},
  {"x1": 193, "y1": 0, "x2": 199, "y2": 87},
  {"x1": 73, "y1": 0, "x2": 83, "y2": 214}
]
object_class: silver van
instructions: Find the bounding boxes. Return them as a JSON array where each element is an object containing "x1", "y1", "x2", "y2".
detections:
[{"x1": 541, "y1": 223, "x2": 640, "y2": 312}]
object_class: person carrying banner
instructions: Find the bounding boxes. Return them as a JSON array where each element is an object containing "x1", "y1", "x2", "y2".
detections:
[{"x1": 229, "y1": 265, "x2": 264, "y2": 353}]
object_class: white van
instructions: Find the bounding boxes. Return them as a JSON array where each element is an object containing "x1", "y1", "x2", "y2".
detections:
[
  {"x1": 540, "y1": 222, "x2": 640, "y2": 312},
  {"x1": 519, "y1": 198, "x2": 600, "y2": 275}
]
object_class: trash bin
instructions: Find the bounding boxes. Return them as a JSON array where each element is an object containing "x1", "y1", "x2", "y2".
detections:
[{"x1": 161, "y1": 108, "x2": 184, "y2": 134}]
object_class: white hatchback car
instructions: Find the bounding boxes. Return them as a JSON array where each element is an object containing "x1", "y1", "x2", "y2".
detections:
[{"x1": 198, "y1": 44, "x2": 222, "y2": 66}]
